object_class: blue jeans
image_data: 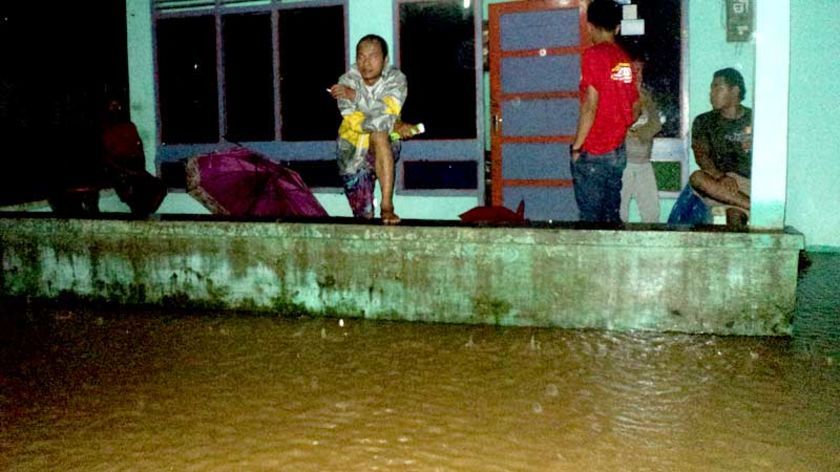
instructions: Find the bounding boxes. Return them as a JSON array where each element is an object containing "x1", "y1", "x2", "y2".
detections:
[
  {"x1": 570, "y1": 145, "x2": 627, "y2": 223},
  {"x1": 667, "y1": 184, "x2": 711, "y2": 225}
]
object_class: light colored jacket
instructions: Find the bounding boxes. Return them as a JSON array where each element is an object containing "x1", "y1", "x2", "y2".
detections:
[{"x1": 335, "y1": 64, "x2": 407, "y2": 175}]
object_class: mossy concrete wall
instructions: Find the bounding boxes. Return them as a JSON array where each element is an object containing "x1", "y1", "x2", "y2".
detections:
[{"x1": 0, "y1": 217, "x2": 803, "y2": 335}]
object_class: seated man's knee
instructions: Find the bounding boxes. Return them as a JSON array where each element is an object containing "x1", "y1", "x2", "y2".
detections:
[
  {"x1": 370, "y1": 131, "x2": 389, "y2": 144},
  {"x1": 689, "y1": 170, "x2": 706, "y2": 189},
  {"x1": 688, "y1": 169, "x2": 714, "y2": 188}
]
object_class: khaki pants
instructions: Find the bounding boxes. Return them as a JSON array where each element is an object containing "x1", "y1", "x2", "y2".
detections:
[{"x1": 620, "y1": 161, "x2": 660, "y2": 223}]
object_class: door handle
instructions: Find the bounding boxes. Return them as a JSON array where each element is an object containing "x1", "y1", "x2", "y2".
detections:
[{"x1": 493, "y1": 114, "x2": 502, "y2": 133}]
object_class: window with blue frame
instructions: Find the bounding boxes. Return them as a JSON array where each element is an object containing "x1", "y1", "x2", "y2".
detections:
[
  {"x1": 397, "y1": 0, "x2": 481, "y2": 192},
  {"x1": 157, "y1": 15, "x2": 219, "y2": 144},
  {"x1": 277, "y1": 6, "x2": 345, "y2": 142},
  {"x1": 222, "y1": 12, "x2": 275, "y2": 142},
  {"x1": 398, "y1": 1, "x2": 477, "y2": 140},
  {"x1": 155, "y1": 3, "x2": 345, "y2": 146}
]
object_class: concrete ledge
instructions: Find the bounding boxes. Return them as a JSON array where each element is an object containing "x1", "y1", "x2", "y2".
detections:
[{"x1": 0, "y1": 215, "x2": 804, "y2": 335}]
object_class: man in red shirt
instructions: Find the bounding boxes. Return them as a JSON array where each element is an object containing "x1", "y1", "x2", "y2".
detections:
[{"x1": 570, "y1": 0, "x2": 640, "y2": 223}]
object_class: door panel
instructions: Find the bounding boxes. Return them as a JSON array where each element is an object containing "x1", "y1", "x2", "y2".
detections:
[
  {"x1": 499, "y1": 9, "x2": 580, "y2": 51},
  {"x1": 490, "y1": 0, "x2": 583, "y2": 222},
  {"x1": 502, "y1": 98, "x2": 578, "y2": 137},
  {"x1": 502, "y1": 55, "x2": 580, "y2": 93},
  {"x1": 503, "y1": 187, "x2": 579, "y2": 222},
  {"x1": 502, "y1": 143, "x2": 572, "y2": 180}
]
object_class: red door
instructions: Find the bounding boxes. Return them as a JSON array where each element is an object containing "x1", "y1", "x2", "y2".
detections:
[{"x1": 489, "y1": 0, "x2": 585, "y2": 221}]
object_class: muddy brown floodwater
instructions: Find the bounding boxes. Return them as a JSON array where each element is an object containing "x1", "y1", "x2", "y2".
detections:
[{"x1": 1, "y1": 253, "x2": 838, "y2": 471}]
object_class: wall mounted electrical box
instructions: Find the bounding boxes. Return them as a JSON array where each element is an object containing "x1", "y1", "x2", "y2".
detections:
[{"x1": 726, "y1": 0, "x2": 753, "y2": 42}]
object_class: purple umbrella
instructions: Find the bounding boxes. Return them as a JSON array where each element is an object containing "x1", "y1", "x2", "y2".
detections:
[{"x1": 185, "y1": 147, "x2": 328, "y2": 218}]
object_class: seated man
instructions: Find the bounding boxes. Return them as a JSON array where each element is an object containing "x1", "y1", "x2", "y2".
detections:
[
  {"x1": 689, "y1": 68, "x2": 752, "y2": 227},
  {"x1": 329, "y1": 34, "x2": 417, "y2": 225}
]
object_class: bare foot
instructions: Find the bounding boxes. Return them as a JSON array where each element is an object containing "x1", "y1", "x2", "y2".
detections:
[
  {"x1": 726, "y1": 208, "x2": 749, "y2": 228},
  {"x1": 381, "y1": 206, "x2": 401, "y2": 225}
]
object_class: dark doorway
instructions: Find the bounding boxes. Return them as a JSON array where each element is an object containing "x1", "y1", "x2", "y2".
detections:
[{"x1": 0, "y1": 1, "x2": 128, "y2": 205}]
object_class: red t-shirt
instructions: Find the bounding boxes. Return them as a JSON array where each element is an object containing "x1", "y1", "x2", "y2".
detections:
[{"x1": 579, "y1": 42, "x2": 639, "y2": 154}]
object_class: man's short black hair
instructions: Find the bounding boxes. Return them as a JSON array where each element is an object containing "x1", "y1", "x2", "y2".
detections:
[
  {"x1": 357, "y1": 34, "x2": 389, "y2": 59},
  {"x1": 714, "y1": 67, "x2": 746, "y2": 101},
  {"x1": 587, "y1": 0, "x2": 622, "y2": 31}
]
